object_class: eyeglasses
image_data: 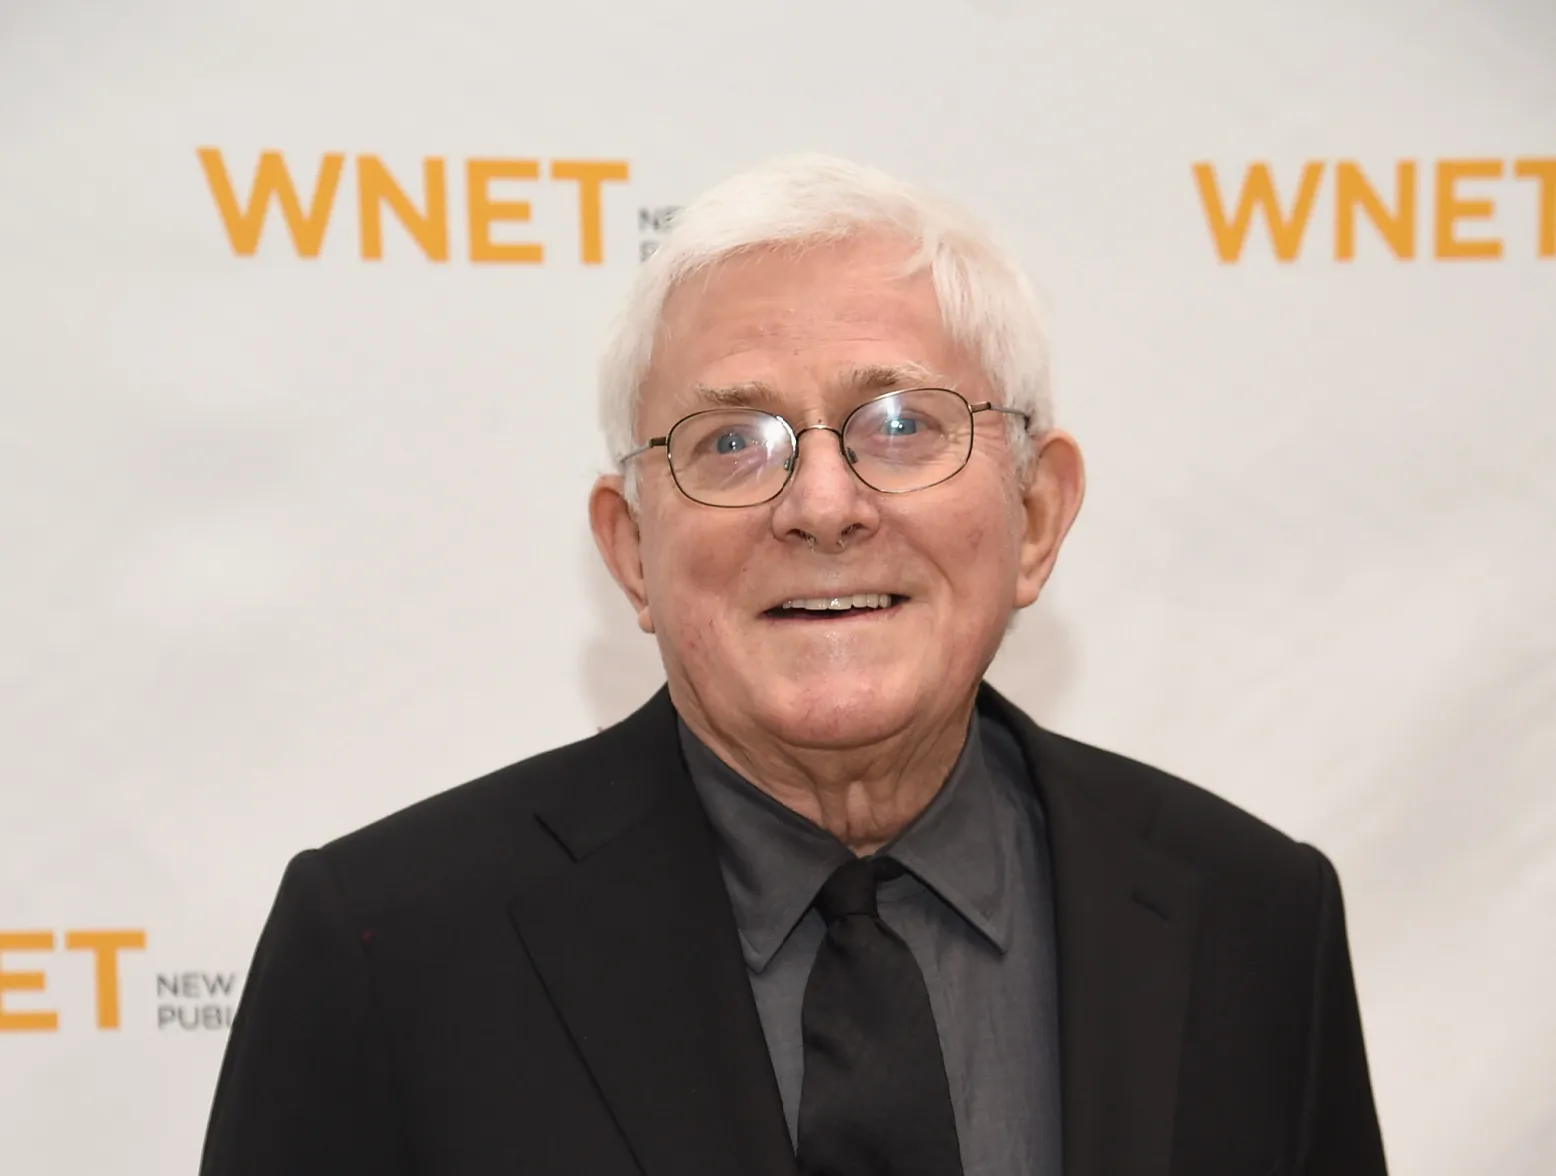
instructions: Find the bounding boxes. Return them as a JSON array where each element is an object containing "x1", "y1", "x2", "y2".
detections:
[{"x1": 619, "y1": 387, "x2": 1030, "y2": 509}]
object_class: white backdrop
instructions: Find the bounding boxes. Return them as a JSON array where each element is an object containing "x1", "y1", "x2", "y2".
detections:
[{"x1": 3, "y1": 1, "x2": 1554, "y2": 1172}]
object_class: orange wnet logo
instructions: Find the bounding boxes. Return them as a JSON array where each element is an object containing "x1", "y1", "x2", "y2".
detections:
[
  {"x1": 1193, "y1": 157, "x2": 1556, "y2": 262},
  {"x1": 0, "y1": 930, "x2": 147, "y2": 1031},
  {"x1": 198, "y1": 149, "x2": 631, "y2": 264}
]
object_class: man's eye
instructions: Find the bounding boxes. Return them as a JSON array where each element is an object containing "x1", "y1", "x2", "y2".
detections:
[
  {"x1": 881, "y1": 417, "x2": 923, "y2": 436},
  {"x1": 714, "y1": 431, "x2": 754, "y2": 454}
]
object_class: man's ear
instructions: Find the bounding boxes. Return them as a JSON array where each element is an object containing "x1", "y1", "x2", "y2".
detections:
[
  {"x1": 1013, "y1": 430, "x2": 1085, "y2": 609},
  {"x1": 589, "y1": 475, "x2": 655, "y2": 633}
]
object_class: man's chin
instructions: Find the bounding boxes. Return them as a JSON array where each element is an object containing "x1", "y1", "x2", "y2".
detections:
[{"x1": 750, "y1": 677, "x2": 930, "y2": 750}]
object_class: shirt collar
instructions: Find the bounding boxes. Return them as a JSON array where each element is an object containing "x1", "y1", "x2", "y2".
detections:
[{"x1": 679, "y1": 712, "x2": 1016, "y2": 974}]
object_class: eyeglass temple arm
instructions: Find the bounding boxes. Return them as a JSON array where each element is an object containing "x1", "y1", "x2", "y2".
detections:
[
  {"x1": 969, "y1": 403, "x2": 1033, "y2": 427},
  {"x1": 617, "y1": 436, "x2": 669, "y2": 465}
]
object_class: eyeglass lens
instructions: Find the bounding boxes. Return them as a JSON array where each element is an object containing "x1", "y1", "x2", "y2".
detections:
[{"x1": 666, "y1": 388, "x2": 975, "y2": 507}]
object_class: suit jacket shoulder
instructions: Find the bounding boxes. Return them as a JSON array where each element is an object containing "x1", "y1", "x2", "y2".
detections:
[
  {"x1": 989, "y1": 684, "x2": 1327, "y2": 901},
  {"x1": 308, "y1": 691, "x2": 686, "y2": 926}
]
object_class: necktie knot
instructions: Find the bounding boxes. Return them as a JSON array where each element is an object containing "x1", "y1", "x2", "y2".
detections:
[{"x1": 813, "y1": 855, "x2": 904, "y2": 925}]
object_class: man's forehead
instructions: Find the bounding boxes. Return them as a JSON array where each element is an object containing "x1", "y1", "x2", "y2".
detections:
[
  {"x1": 653, "y1": 234, "x2": 936, "y2": 341},
  {"x1": 639, "y1": 237, "x2": 974, "y2": 423}
]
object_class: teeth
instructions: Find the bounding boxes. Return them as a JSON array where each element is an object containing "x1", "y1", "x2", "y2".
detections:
[{"x1": 779, "y1": 593, "x2": 896, "y2": 611}]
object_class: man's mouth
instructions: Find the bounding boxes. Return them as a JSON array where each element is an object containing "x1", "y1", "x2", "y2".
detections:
[{"x1": 763, "y1": 593, "x2": 906, "y2": 619}]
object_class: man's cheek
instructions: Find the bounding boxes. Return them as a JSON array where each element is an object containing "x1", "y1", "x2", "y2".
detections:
[
  {"x1": 663, "y1": 527, "x2": 746, "y2": 586},
  {"x1": 667, "y1": 606, "x2": 726, "y2": 664}
]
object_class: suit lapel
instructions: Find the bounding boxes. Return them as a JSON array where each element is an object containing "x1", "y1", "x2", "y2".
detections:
[
  {"x1": 982, "y1": 685, "x2": 1201, "y2": 1176},
  {"x1": 509, "y1": 690, "x2": 798, "y2": 1176}
]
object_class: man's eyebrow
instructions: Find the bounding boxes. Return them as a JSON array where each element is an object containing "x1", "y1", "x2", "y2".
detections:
[
  {"x1": 686, "y1": 363, "x2": 947, "y2": 413},
  {"x1": 689, "y1": 381, "x2": 785, "y2": 410},
  {"x1": 836, "y1": 361, "x2": 948, "y2": 392}
]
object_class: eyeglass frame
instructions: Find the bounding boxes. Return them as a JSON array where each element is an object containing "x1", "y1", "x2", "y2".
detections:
[{"x1": 618, "y1": 386, "x2": 1032, "y2": 509}]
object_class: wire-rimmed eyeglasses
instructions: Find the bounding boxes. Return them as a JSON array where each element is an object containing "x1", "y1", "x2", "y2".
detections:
[{"x1": 618, "y1": 387, "x2": 1031, "y2": 509}]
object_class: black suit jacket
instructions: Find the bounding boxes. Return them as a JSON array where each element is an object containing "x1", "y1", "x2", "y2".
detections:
[{"x1": 200, "y1": 684, "x2": 1388, "y2": 1176}]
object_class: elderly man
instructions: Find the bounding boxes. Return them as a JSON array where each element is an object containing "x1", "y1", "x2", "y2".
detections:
[{"x1": 200, "y1": 156, "x2": 1388, "y2": 1176}]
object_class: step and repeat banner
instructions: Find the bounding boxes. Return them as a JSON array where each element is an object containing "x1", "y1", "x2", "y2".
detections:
[{"x1": 2, "y1": 1, "x2": 1553, "y2": 1172}]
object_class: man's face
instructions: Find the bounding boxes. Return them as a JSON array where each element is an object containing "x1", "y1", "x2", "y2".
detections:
[{"x1": 593, "y1": 234, "x2": 1081, "y2": 751}]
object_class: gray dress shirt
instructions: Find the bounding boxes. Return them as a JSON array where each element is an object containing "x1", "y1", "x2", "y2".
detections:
[{"x1": 679, "y1": 712, "x2": 1062, "y2": 1176}]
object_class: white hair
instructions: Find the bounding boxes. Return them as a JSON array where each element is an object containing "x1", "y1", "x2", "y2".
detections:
[{"x1": 598, "y1": 154, "x2": 1053, "y2": 496}]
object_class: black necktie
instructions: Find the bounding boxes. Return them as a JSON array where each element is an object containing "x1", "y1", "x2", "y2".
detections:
[{"x1": 796, "y1": 855, "x2": 964, "y2": 1176}]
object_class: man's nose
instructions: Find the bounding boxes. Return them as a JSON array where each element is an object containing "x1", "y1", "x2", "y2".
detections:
[{"x1": 770, "y1": 426, "x2": 877, "y2": 549}]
